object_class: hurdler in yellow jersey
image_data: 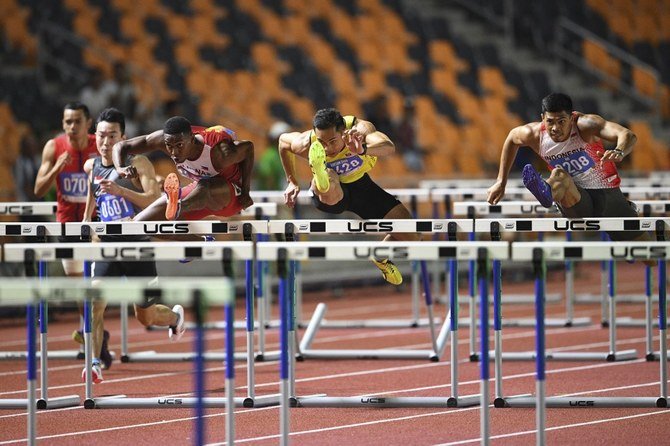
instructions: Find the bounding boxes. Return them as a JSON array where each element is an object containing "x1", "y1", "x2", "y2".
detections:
[{"x1": 277, "y1": 108, "x2": 422, "y2": 286}]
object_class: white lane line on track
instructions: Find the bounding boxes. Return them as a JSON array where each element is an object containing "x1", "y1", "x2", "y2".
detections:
[
  {"x1": 0, "y1": 406, "x2": 278, "y2": 445},
  {"x1": 0, "y1": 328, "x2": 657, "y2": 397},
  {"x1": 434, "y1": 410, "x2": 670, "y2": 445}
]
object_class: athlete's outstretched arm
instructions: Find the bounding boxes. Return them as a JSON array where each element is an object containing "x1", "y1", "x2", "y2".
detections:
[
  {"x1": 82, "y1": 158, "x2": 96, "y2": 222},
  {"x1": 278, "y1": 131, "x2": 309, "y2": 208},
  {"x1": 210, "y1": 139, "x2": 255, "y2": 208},
  {"x1": 34, "y1": 139, "x2": 69, "y2": 198},
  {"x1": 99, "y1": 155, "x2": 161, "y2": 209},
  {"x1": 112, "y1": 130, "x2": 165, "y2": 177},
  {"x1": 488, "y1": 123, "x2": 536, "y2": 204},
  {"x1": 579, "y1": 114, "x2": 637, "y2": 163},
  {"x1": 345, "y1": 119, "x2": 395, "y2": 157}
]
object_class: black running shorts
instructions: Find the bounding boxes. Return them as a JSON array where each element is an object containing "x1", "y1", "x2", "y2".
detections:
[
  {"x1": 558, "y1": 186, "x2": 642, "y2": 241},
  {"x1": 312, "y1": 173, "x2": 401, "y2": 219}
]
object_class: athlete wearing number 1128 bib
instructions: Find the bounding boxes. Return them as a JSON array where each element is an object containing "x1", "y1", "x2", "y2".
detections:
[{"x1": 278, "y1": 108, "x2": 422, "y2": 285}]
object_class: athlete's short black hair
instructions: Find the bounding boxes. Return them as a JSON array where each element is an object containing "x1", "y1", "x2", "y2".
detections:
[
  {"x1": 96, "y1": 107, "x2": 125, "y2": 134},
  {"x1": 163, "y1": 116, "x2": 192, "y2": 135},
  {"x1": 64, "y1": 101, "x2": 90, "y2": 119},
  {"x1": 541, "y1": 93, "x2": 573, "y2": 114},
  {"x1": 313, "y1": 108, "x2": 346, "y2": 132}
]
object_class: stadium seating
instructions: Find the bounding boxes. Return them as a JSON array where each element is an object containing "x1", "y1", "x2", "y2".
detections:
[{"x1": 0, "y1": 0, "x2": 667, "y2": 197}]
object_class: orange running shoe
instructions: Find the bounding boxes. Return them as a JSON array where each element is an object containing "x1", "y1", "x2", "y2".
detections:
[{"x1": 163, "y1": 173, "x2": 182, "y2": 220}]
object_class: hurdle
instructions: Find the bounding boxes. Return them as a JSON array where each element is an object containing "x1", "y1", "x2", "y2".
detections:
[
  {"x1": 498, "y1": 241, "x2": 668, "y2": 412},
  {"x1": 0, "y1": 222, "x2": 88, "y2": 362},
  {"x1": 0, "y1": 223, "x2": 84, "y2": 411},
  {"x1": 453, "y1": 201, "x2": 582, "y2": 332},
  {"x1": 0, "y1": 276, "x2": 235, "y2": 445},
  {"x1": 266, "y1": 220, "x2": 472, "y2": 361},
  {"x1": 4, "y1": 240, "x2": 280, "y2": 409},
  {"x1": 257, "y1": 240, "x2": 509, "y2": 410},
  {"x1": 63, "y1": 220, "x2": 265, "y2": 363}
]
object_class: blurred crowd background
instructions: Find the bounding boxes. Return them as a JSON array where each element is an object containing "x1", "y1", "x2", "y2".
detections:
[{"x1": 1, "y1": 0, "x2": 669, "y2": 203}]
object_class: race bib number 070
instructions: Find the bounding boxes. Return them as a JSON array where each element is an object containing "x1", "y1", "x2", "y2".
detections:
[{"x1": 59, "y1": 172, "x2": 88, "y2": 203}]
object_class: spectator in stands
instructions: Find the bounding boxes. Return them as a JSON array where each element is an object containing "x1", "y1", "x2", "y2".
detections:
[
  {"x1": 487, "y1": 92, "x2": 652, "y2": 245},
  {"x1": 79, "y1": 69, "x2": 115, "y2": 121},
  {"x1": 366, "y1": 95, "x2": 394, "y2": 138},
  {"x1": 103, "y1": 62, "x2": 139, "y2": 136},
  {"x1": 256, "y1": 121, "x2": 290, "y2": 190},
  {"x1": 278, "y1": 108, "x2": 420, "y2": 286},
  {"x1": 13, "y1": 133, "x2": 42, "y2": 202},
  {"x1": 392, "y1": 98, "x2": 425, "y2": 172}
]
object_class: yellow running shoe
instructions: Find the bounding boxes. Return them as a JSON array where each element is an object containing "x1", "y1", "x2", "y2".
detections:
[
  {"x1": 308, "y1": 141, "x2": 330, "y2": 193},
  {"x1": 372, "y1": 258, "x2": 403, "y2": 285}
]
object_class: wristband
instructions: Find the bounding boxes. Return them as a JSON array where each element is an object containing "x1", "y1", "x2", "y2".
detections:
[{"x1": 361, "y1": 142, "x2": 368, "y2": 155}]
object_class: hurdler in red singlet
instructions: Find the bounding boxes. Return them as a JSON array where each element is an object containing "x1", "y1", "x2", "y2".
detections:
[
  {"x1": 34, "y1": 102, "x2": 97, "y2": 275},
  {"x1": 112, "y1": 116, "x2": 254, "y2": 222}
]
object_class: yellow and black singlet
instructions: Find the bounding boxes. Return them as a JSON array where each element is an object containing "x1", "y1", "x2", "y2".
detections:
[{"x1": 310, "y1": 115, "x2": 377, "y2": 183}]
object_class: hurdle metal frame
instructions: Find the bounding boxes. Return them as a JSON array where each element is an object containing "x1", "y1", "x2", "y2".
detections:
[
  {"x1": 498, "y1": 241, "x2": 668, "y2": 412},
  {"x1": 456, "y1": 202, "x2": 589, "y2": 340},
  {"x1": 266, "y1": 219, "x2": 472, "y2": 361},
  {"x1": 0, "y1": 223, "x2": 82, "y2": 411},
  {"x1": 4, "y1": 241, "x2": 281, "y2": 409},
  {"x1": 257, "y1": 241, "x2": 509, "y2": 414},
  {"x1": 479, "y1": 217, "x2": 670, "y2": 366},
  {"x1": 64, "y1": 220, "x2": 268, "y2": 362},
  {"x1": 0, "y1": 277, "x2": 236, "y2": 445}
]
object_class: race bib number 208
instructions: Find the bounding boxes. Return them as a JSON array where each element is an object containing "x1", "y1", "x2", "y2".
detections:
[{"x1": 548, "y1": 152, "x2": 595, "y2": 176}]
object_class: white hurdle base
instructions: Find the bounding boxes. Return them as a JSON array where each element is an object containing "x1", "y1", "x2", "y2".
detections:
[
  {"x1": 299, "y1": 303, "x2": 448, "y2": 361},
  {"x1": 85, "y1": 394, "x2": 281, "y2": 409},
  {"x1": 617, "y1": 317, "x2": 659, "y2": 328},
  {"x1": 497, "y1": 395, "x2": 667, "y2": 408},
  {"x1": 301, "y1": 317, "x2": 440, "y2": 329},
  {"x1": 646, "y1": 351, "x2": 670, "y2": 361},
  {"x1": 121, "y1": 351, "x2": 247, "y2": 362},
  {"x1": 146, "y1": 320, "x2": 251, "y2": 331},
  {"x1": 0, "y1": 350, "x2": 88, "y2": 361},
  {"x1": 459, "y1": 317, "x2": 592, "y2": 328},
  {"x1": 292, "y1": 394, "x2": 480, "y2": 408},
  {"x1": 489, "y1": 349, "x2": 639, "y2": 362},
  {"x1": 0, "y1": 395, "x2": 81, "y2": 410}
]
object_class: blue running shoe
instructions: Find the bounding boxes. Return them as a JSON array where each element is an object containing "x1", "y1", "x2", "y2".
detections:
[{"x1": 522, "y1": 164, "x2": 554, "y2": 208}]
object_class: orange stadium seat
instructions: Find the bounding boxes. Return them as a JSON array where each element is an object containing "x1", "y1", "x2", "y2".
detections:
[
  {"x1": 582, "y1": 39, "x2": 621, "y2": 90},
  {"x1": 632, "y1": 65, "x2": 659, "y2": 98}
]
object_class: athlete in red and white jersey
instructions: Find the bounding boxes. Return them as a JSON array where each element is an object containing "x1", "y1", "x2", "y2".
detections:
[
  {"x1": 113, "y1": 116, "x2": 254, "y2": 221},
  {"x1": 487, "y1": 92, "x2": 649, "y2": 243},
  {"x1": 539, "y1": 112, "x2": 620, "y2": 189},
  {"x1": 34, "y1": 102, "x2": 98, "y2": 275}
]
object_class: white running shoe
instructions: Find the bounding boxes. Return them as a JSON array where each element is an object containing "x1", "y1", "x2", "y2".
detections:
[
  {"x1": 169, "y1": 305, "x2": 186, "y2": 342},
  {"x1": 82, "y1": 362, "x2": 104, "y2": 384}
]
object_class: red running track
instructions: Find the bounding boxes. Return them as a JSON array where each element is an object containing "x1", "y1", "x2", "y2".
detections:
[{"x1": 0, "y1": 261, "x2": 669, "y2": 445}]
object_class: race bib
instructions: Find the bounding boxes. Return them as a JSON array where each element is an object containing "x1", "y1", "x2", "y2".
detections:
[
  {"x1": 548, "y1": 151, "x2": 595, "y2": 176},
  {"x1": 327, "y1": 155, "x2": 364, "y2": 176},
  {"x1": 59, "y1": 172, "x2": 88, "y2": 202},
  {"x1": 97, "y1": 194, "x2": 134, "y2": 221}
]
